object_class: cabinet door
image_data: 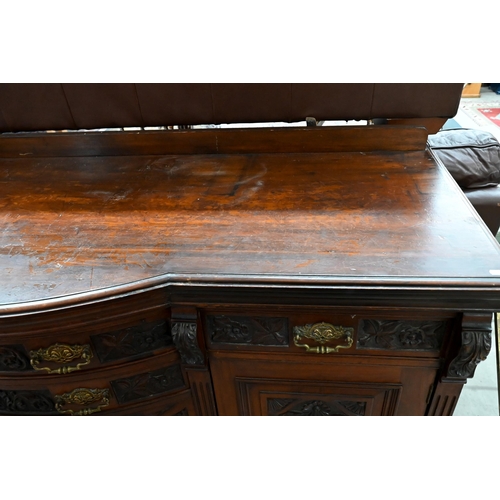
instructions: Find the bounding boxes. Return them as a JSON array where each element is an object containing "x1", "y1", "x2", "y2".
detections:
[{"x1": 209, "y1": 351, "x2": 438, "y2": 416}]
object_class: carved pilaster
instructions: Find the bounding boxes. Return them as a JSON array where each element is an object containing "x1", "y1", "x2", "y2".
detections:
[
  {"x1": 427, "y1": 313, "x2": 493, "y2": 415},
  {"x1": 446, "y1": 313, "x2": 492, "y2": 379},
  {"x1": 427, "y1": 381, "x2": 462, "y2": 416},
  {"x1": 171, "y1": 307, "x2": 216, "y2": 414},
  {"x1": 187, "y1": 368, "x2": 218, "y2": 415}
]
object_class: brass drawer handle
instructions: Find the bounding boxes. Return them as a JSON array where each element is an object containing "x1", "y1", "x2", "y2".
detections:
[
  {"x1": 293, "y1": 322, "x2": 354, "y2": 354},
  {"x1": 30, "y1": 343, "x2": 93, "y2": 374},
  {"x1": 55, "y1": 388, "x2": 110, "y2": 416}
]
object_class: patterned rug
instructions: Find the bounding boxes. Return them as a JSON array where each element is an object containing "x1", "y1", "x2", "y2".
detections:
[
  {"x1": 460, "y1": 100, "x2": 500, "y2": 130},
  {"x1": 477, "y1": 108, "x2": 500, "y2": 127}
]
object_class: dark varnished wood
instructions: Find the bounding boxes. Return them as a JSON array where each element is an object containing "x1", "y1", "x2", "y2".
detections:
[
  {"x1": 0, "y1": 126, "x2": 428, "y2": 158},
  {"x1": 1, "y1": 127, "x2": 500, "y2": 314},
  {"x1": 381, "y1": 118, "x2": 447, "y2": 134}
]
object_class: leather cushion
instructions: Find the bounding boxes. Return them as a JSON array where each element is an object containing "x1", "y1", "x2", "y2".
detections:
[
  {"x1": 0, "y1": 83, "x2": 464, "y2": 132},
  {"x1": 464, "y1": 185, "x2": 500, "y2": 235},
  {"x1": 428, "y1": 129, "x2": 500, "y2": 188}
]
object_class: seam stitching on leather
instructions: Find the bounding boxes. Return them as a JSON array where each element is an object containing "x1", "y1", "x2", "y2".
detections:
[
  {"x1": 210, "y1": 83, "x2": 216, "y2": 124},
  {"x1": 60, "y1": 84, "x2": 78, "y2": 130},
  {"x1": 133, "y1": 84, "x2": 145, "y2": 127},
  {"x1": 369, "y1": 83, "x2": 376, "y2": 119}
]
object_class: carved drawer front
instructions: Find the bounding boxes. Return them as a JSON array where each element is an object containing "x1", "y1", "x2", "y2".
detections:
[
  {"x1": 292, "y1": 321, "x2": 355, "y2": 355},
  {"x1": 0, "y1": 344, "x2": 34, "y2": 373},
  {"x1": 236, "y1": 378, "x2": 402, "y2": 416},
  {"x1": 90, "y1": 318, "x2": 173, "y2": 365},
  {"x1": 0, "y1": 351, "x2": 188, "y2": 416},
  {"x1": 205, "y1": 310, "x2": 362, "y2": 357},
  {"x1": 204, "y1": 309, "x2": 450, "y2": 356},
  {"x1": 356, "y1": 319, "x2": 448, "y2": 354},
  {"x1": 0, "y1": 317, "x2": 173, "y2": 375},
  {"x1": 205, "y1": 313, "x2": 290, "y2": 349},
  {"x1": 289, "y1": 314, "x2": 449, "y2": 356}
]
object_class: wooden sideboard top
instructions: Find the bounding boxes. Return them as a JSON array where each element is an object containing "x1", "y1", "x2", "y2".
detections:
[{"x1": 1, "y1": 126, "x2": 500, "y2": 312}]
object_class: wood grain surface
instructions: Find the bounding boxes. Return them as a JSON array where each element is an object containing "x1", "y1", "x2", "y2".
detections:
[{"x1": 1, "y1": 127, "x2": 500, "y2": 311}]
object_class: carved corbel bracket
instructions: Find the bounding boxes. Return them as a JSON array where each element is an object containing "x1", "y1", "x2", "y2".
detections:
[
  {"x1": 171, "y1": 308, "x2": 204, "y2": 366},
  {"x1": 446, "y1": 313, "x2": 492, "y2": 379}
]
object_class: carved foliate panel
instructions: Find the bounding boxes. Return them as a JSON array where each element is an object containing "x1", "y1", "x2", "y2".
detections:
[
  {"x1": 358, "y1": 319, "x2": 446, "y2": 350},
  {"x1": 0, "y1": 345, "x2": 32, "y2": 372},
  {"x1": 173, "y1": 409, "x2": 189, "y2": 416},
  {"x1": 111, "y1": 364, "x2": 185, "y2": 404},
  {"x1": 207, "y1": 315, "x2": 289, "y2": 346},
  {"x1": 267, "y1": 398, "x2": 366, "y2": 416},
  {"x1": 0, "y1": 389, "x2": 57, "y2": 415},
  {"x1": 267, "y1": 398, "x2": 296, "y2": 414},
  {"x1": 171, "y1": 322, "x2": 204, "y2": 365},
  {"x1": 91, "y1": 319, "x2": 172, "y2": 364}
]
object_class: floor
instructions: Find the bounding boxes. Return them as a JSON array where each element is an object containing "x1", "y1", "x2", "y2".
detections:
[
  {"x1": 446, "y1": 85, "x2": 500, "y2": 416},
  {"x1": 453, "y1": 317, "x2": 499, "y2": 415}
]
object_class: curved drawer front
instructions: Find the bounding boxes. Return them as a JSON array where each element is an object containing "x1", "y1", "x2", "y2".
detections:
[
  {"x1": 90, "y1": 318, "x2": 173, "y2": 365},
  {"x1": 0, "y1": 350, "x2": 187, "y2": 415},
  {"x1": 0, "y1": 317, "x2": 173, "y2": 375}
]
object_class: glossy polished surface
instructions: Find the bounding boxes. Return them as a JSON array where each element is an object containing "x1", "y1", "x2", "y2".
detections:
[{"x1": 1, "y1": 127, "x2": 500, "y2": 309}]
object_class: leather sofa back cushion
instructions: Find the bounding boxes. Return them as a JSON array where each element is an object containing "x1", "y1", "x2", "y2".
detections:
[
  {"x1": 428, "y1": 129, "x2": 500, "y2": 188},
  {"x1": 0, "y1": 83, "x2": 463, "y2": 132}
]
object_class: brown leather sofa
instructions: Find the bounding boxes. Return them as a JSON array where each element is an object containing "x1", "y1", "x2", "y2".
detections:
[
  {"x1": 0, "y1": 83, "x2": 463, "y2": 132},
  {"x1": 428, "y1": 128, "x2": 500, "y2": 236}
]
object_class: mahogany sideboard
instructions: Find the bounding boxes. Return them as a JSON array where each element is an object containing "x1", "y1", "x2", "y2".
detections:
[{"x1": 1, "y1": 125, "x2": 499, "y2": 416}]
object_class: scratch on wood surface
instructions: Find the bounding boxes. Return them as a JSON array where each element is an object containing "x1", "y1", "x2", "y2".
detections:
[
  {"x1": 90, "y1": 266, "x2": 94, "y2": 288},
  {"x1": 295, "y1": 259, "x2": 316, "y2": 269}
]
